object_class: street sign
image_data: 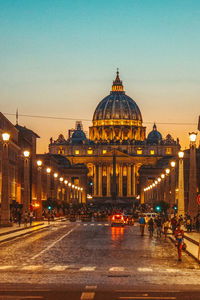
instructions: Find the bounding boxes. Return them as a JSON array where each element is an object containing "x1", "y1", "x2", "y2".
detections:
[{"x1": 197, "y1": 194, "x2": 200, "y2": 205}]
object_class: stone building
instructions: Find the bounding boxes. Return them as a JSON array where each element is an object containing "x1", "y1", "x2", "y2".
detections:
[{"x1": 49, "y1": 72, "x2": 180, "y2": 204}]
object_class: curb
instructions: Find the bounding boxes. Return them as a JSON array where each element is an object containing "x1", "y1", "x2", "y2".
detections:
[
  {"x1": 0, "y1": 224, "x2": 50, "y2": 244},
  {"x1": 0, "y1": 223, "x2": 44, "y2": 237},
  {"x1": 168, "y1": 234, "x2": 200, "y2": 264}
]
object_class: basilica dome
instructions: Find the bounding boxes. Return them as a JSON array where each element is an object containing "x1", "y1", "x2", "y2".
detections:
[
  {"x1": 147, "y1": 124, "x2": 162, "y2": 144},
  {"x1": 93, "y1": 71, "x2": 142, "y2": 124},
  {"x1": 89, "y1": 72, "x2": 146, "y2": 143}
]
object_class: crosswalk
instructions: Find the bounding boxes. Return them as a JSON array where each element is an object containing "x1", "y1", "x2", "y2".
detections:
[{"x1": 0, "y1": 264, "x2": 199, "y2": 274}]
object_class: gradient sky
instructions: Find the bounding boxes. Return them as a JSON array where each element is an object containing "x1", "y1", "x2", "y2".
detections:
[{"x1": 0, "y1": 0, "x2": 200, "y2": 152}]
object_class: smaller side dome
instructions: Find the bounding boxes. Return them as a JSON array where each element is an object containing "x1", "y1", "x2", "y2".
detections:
[
  {"x1": 147, "y1": 123, "x2": 162, "y2": 144},
  {"x1": 71, "y1": 121, "x2": 87, "y2": 144}
]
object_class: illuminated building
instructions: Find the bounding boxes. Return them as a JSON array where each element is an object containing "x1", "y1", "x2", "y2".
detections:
[{"x1": 49, "y1": 72, "x2": 180, "y2": 204}]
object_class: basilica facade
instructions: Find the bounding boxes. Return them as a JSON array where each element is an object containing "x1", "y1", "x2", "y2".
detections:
[{"x1": 49, "y1": 72, "x2": 180, "y2": 204}]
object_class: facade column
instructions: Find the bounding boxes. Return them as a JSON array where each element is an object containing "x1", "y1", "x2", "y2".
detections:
[
  {"x1": 98, "y1": 164, "x2": 102, "y2": 197},
  {"x1": 132, "y1": 164, "x2": 136, "y2": 196},
  {"x1": 140, "y1": 176, "x2": 145, "y2": 204},
  {"x1": 93, "y1": 164, "x2": 98, "y2": 197},
  {"x1": 106, "y1": 165, "x2": 111, "y2": 197},
  {"x1": 118, "y1": 164, "x2": 123, "y2": 197},
  {"x1": 127, "y1": 164, "x2": 131, "y2": 197}
]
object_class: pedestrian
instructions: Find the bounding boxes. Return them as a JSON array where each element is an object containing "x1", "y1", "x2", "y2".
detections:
[
  {"x1": 139, "y1": 215, "x2": 146, "y2": 236},
  {"x1": 174, "y1": 225, "x2": 185, "y2": 262},
  {"x1": 148, "y1": 217, "x2": 154, "y2": 237},
  {"x1": 163, "y1": 219, "x2": 170, "y2": 239},
  {"x1": 23, "y1": 210, "x2": 28, "y2": 228},
  {"x1": 29, "y1": 210, "x2": 34, "y2": 226},
  {"x1": 17, "y1": 209, "x2": 22, "y2": 227},
  {"x1": 186, "y1": 217, "x2": 192, "y2": 232},
  {"x1": 155, "y1": 216, "x2": 162, "y2": 238},
  {"x1": 171, "y1": 216, "x2": 177, "y2": 234}
]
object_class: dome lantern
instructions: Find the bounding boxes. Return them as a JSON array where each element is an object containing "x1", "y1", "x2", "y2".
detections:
[{"x1": 112, "y1": 69, "x2": 124, "y2": 92}]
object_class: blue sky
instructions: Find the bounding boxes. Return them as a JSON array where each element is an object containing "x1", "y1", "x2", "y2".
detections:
[{"x1": 0, "y1": 0, "x2": 200, "y2": 152}]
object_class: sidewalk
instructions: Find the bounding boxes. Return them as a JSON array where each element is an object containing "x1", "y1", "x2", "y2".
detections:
[
  {"x1": 0, "y1": 217, "x2": 67, "y2": 244},
  {"x1": 168, "y1": 229, "x2": 200, "y2": 263}
]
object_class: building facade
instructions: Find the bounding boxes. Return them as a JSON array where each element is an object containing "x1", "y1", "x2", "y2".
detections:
[{"x1": 49, "y1": 72, "x2": 180, "y2": 204}]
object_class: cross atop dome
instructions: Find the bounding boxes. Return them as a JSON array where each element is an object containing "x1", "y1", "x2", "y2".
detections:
[{"x1": 112, "y1": 69, "x2": 124, "y2": 92}]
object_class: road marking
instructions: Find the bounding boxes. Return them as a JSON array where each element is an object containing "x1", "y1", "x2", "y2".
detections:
[
  {"x1": 109, "y1": 267, "x2": 125, "y2": 272},
  {"x1": 90, "y1": 224, "x2": 94, "y2": 226},
  {"x1": 83, "y1": 224, "x2": 88, "y2": 226},
  {"x1": 137, "y1": 267, "x2": 153, "y2": 272},
  {"x1": 81, "y1": 292, "x2": 95, "y2": 299},
  {"x1": 98, "y1": 224, "x2": 102, "y2": 226},
  {"x1": 0, "y1": 297, "x2": 44, "y2": 299},
  {"x1": 118, "y1": 297, "x2": 176, "y2": 300},
  {"x1": 166, "y1": 269, "x2": 179, "y2": 273},
  {"x1": 31, "y1": 226, "x2": 76, "y2": 259},
  {"x1": 49, "y1": 265, "x2": 68, "y2": 271},
  {"x1": 0, "y1": 266, "x2": 16, "y2": 270},
  {"x1": 85, "y1": 286, "x2": 97, "y2": 290},
  {"x1": 105, "y1": 224, "x2": 109, "y2": 226},
  {"x1": 22, "y1": 265, "x2": 41, "y2": 271},
  {"x1": 80, "y1": 266, "x2": 96, "y2": 271}
]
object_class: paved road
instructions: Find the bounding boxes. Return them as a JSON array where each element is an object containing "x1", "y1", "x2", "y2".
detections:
[{"x1": 0, "y1": 220, "x2": 199, "y2": 299}]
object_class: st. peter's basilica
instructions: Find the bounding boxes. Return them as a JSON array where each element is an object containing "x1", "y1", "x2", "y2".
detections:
[{"x1": 49, "y1": 72, "x2": 180, "y2": 204}]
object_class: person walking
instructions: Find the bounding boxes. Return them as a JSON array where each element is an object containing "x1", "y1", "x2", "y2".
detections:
[
  {"x1": 23, "y1": 210, "x2": 28, "y2": 228},
  {"x1": 139, "y1": 215, "x2": 146, "y2": 236},
  {"x1": 17, "y1": 208, "x2": 22, "y2": 227},
  {"x1": 155, "y1": 216, "x2": 162, "y2": 238},
  {"x1": 163, "y1": 219, "x2": 170, "y2": 239},
  {"x1": 148, "y1": 217, "x2": 154, "y2": 238},
  {"x1": 174, "y1": 225, "x2": 184, "y2": 262},
  {"x1": 29, "y1": 210, "x2": 34, "y2": 226}
]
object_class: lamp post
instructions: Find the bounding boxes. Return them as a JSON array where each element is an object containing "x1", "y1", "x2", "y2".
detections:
[
  {"x1": 1, "y1": 133, "x2": 12, "y2": 226},
  {"x1": 170, "y1": 161, "x2": 176, "y2": 214},
  {"x1": 46, "y1": 167, "x2": 51, "y2": 200},
  {"x1": 23, "y1": 150, "x2": 30, "y2": 214},
  {"x1": 36, "y1": 160, "x2": 43, "y2": 220},
  {"x1": 53, "y1": 173, "x2": 58, "y2": 201},
  {"x1": 188, "y1": 132, "x2": 198, "y2": 218},
  {"x1": 178, "y1": 151, "x2": 185, "y2": 218},
  {"x1": 164, "y1": 168, "x2": 170, "y2": 204}
]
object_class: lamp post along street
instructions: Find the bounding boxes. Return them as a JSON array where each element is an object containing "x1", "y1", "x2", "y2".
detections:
[
  {"x1": 188, "y1": 132, "x2": 198, "y2": 218},
  {"x1": 1, "y1": 133, "x2": 12, "y2": 226},
  {"x1": 36, "y1": 160, "x2": 43, "y2": 220},
  {"x1": 23, "y1": 150, "x2": 30, "y2": 214},
  {"x1": 178, "y1": 151, "x2": 185, "y2": 218}
]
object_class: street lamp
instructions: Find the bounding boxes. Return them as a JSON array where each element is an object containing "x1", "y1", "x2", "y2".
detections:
[
  {"x1": 170, "y1": 161, "x2": 176, "y2": 168},
  {"x1": 54, "y1": 173, "x2": 58, "y2": 178},
  {"x1": 36, "y1": 160, "x2": 43, "y2": 219},
  {"x1": 178, "y1": 150, "x2": 185, "y2": 217},
  {"x1": 1, "y1": 132, "x2": 12, "y2": 226},
  {"x1": 46, "y1": 167, "x2": 51, "y2": 174},
  {"x1": 46, "y1": 167, "x2": 52, "y2": 200},
  {"x1": 188, "y1": 132, "x2": 198, "y2": 218},
  {"x1": 23, "y1": 150, "x2": 30, "y2": 214},
  {"x1": 165, "y1": 168, "x2": 170, "y2": 175}
]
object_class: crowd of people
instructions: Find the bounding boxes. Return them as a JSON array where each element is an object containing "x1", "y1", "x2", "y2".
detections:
[{"x1": 138, "y1": 213, "x2": 199, "y2": 262}]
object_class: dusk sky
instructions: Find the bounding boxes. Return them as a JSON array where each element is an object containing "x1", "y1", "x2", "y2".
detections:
[{"x1": 0, "y1": 0, "x2": 200, "y2": 152}]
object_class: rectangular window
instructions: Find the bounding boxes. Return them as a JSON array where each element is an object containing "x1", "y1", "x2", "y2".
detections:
[
  {"x1": 137, "y1": 149, "x2": 142, "y2": 155},
  {"x1": 150, "y1": 150, "x2": 155, "y2": 155},
  {"x1": 166, "y1": 148, "x2": 172, "y2": 154},
  {"x1": 75, "y1": 150, "x2": 79, "y2": 155},
  {"x1": 102, "y1": 150, "x2": 107, "y2": 154},
  {"x1": 88, "y1": 150, "x2": 93, "y2": 155}
]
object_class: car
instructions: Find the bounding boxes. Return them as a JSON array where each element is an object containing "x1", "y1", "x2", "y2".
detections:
[
  {"x1": 143, "y1": 212, "x2": 158, "y2": 223},
  {"x1": 111, "y1": 214, "x2": 125, "y2": 226}
]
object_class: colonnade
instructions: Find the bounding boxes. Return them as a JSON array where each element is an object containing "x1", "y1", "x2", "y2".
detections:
[{"x1": 93, "y1": 163, "x2": 136, "y2": 198}]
